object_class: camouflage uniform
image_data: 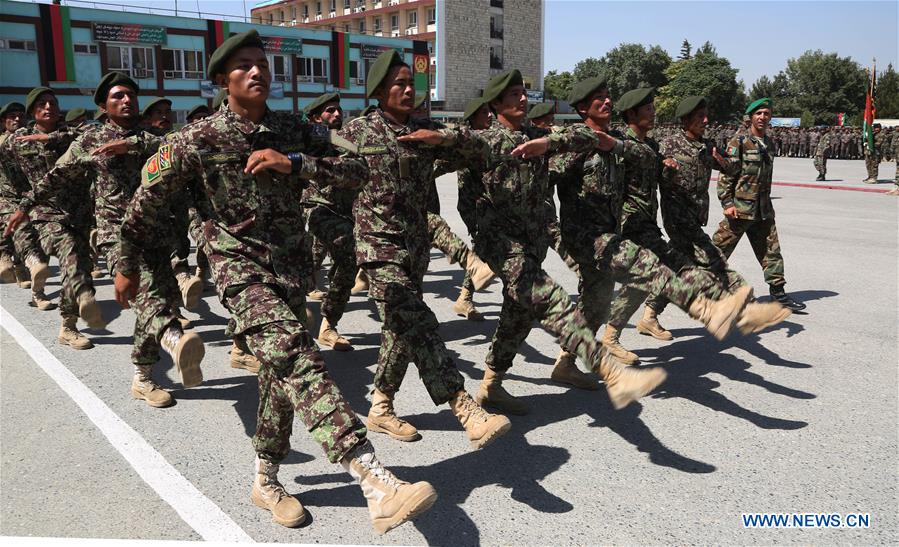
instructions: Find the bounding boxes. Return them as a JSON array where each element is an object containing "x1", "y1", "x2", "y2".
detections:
[
  {"x1": 339, "y1": 109, "x2": 476, "y2": 404},
  {"x1": 813, "y1": 131, "x2": 832, "y2": 178},
  {"x1": 120, "y1": 104, "x2": 367, "y2": 464},
  {"x1": 0, "y1": 130, "x2": 49, "y2": 271},
  {"x1": 865, "y1": 130, "x2": 881, "y2": 181},
  {"x1": 712, "y1": 134, "x2": 787, "y2": 287}
]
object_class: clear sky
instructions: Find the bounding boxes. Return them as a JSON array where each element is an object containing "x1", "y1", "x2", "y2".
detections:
[{"x1": 68, "y1": 0, "x2": 898, "y2": 88}]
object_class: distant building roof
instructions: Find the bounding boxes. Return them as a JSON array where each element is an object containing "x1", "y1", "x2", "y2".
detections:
[{"x1": 253, "y1": 0, "x2": 285, "y2": 10}]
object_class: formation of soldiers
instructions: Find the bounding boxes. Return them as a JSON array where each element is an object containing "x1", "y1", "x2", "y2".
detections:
[{"x1": 4, "y1": 29, "x2": 836, "y2": 535}]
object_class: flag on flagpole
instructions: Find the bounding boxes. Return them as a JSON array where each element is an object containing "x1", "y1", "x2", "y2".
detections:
[{"x1": 862, "y1": 61, "x2": 877, "y2": 155}]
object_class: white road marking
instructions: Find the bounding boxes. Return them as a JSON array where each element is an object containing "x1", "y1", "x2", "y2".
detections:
[{"x1": 1, "y1": 306, "x2": 254, "y2": 543}]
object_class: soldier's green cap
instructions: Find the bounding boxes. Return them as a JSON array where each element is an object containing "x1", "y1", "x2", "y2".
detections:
[
  {"x1": 414, "y1": 93, "x2": 427, "y2": 109},
  {"x1": 745, "y1": 97, "x2": 772, "y2": 114},
  {"x1": 527, "y1": 102, "x2": 554, "y2": 120},
  {"x1": 141, "y1": 97, "x2": 171, "y2": 118},
  {"x1": 304, "y1": 92, "x2": 340, "y2": 115},
  {"x1": 365, "y1": 49, "x2": 407, "y2": 98},
  {"x1": 186, "y1": 104, "x2": 211, "y2": 119},
  {"x1": 64, "y1": 107, "x2": 87, "y2": 123},
  {"x1": 675, "y1": 95, "x2": 706, "y2": 119},
  {"x1": 212, "y1": 89, "x2": 228, "y2": 110},
  {"x1": 615, "y1": 87, "x2": 655, "y2": 113},
  {"x1": 94, "y1": 72, "x2": 139, "y2": 105},
  {"x1": 462, "y1": 97, "x2": 485, "y2": 121},
  {"x1": 25, "y1": 86, "x2": 55, "y2": 114},
  {"x1": 568, "y1": 76, "x2": 608, "y2": 106},
  {"x1": 0, "y1": 102, "x2": 25, "y2": 118},
  {"x1": 481, "y1": 69, "x2": 523, "y2": 105},
  {"x1": 94, "y1": 109, "x2": 107, "y2": 121},
  {"x1": 207, "y1": 29, "x2": 265, "y2": 79},
  {"x1": 360, "y1": 104, "x2": 376, "y2": 116}
]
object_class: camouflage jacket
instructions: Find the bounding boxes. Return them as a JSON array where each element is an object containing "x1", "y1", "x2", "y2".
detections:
[
  {"x1": 717, "y1": 133, "x2": 775, "y2": 220},
  {"x1": 815, "y1": 133, "x2": 832, "y2": 156},
  {"x1": 338, "y1": 109, "x2": 480, "y2": 271},
  {"x1": 1, "y1": 123, "x2": 77, "y2": 222},
  {"x1": 659, "y1": 129, "x2": 733, "y2": 242},
  {"x1": 549, "y1": 124, "x2": 628, "y2": 258},
  {"x1": 119, "y1": 105, "x2": 364, "y2": 318},
  {"x1": 618, "y1": 126, "x2": 663, "y2": 233}
]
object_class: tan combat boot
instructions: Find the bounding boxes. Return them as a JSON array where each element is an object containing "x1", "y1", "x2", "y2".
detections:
[
  {"x1": 131, "y1": 365, "x2": 173, "y2": 408},
  {"x1": 601, "y1": 324, "x2": 639, "y2": 365},
  {"x1": 24, "y1": 254, "x2": 50, "y2": 294},
  {"x1": 452, "y1": 286, "x2": 483, "y2": 321},
  {"x1": 77, "y1": 290, "x2": 106, "y2": 329},
  {"x1": 736, "y1": 301, "x2": 792, "y2": 335},
  {"x1": 636, "y1": 306, "x2": 673, "y2": 341},
  {"x1": 230, "y1": 338, "x2": 261, "y2": 374},
  {"x1": 367, "y1": 388, "x2": 421, "y2": 442},
  {"x1": 450, "y1": 390, "x2": 511, "y2": 449},
  {"x1": 251, "y1": 457, "x2": 307, "y2": 528},
  {"x1": 341, "y1": 442, "x2": 437, "y2": 534},
  {"x1": 176, "y1": 272, "x2": 203, "y2": 310},
  {"x1": 160, "y1": 327, "x2": 205, "y2": 388},
  {"x1": 174, "y1": 309, "x2": 192, "y2": 330},
  {"x1": 351, "y1": 269, "x2": 369, "y2": 294},
  {"x1": 31, "y1": 290, "x2": 56, "y2": 311},
  {"x1": 550, "y1": 349, "x2": 599, "y2": 391},
  {"x1": 58, "y1": 315, "x2": 93, "y2": 350},
  {"x1": 464, "y1": 253, "x2": 496, "y2": 291},
  {"x1": 594, "y1": 349, "x2": 668, "y2": 410},
  {"x1": 0, "y1": 255, "x2": 14, "y2": 283},
  {"x1": 14, "y1": 264, "x2": 31, "y2": 288},
  {"x1": 318, "y1": 318, "x2": 352, "y2": 351},
  {"x1": 687, "y1": 285, "x2": 752, "y2": 340},
  {"x1": 475, "y1": 367, "x2": 529, "y2": 415}
]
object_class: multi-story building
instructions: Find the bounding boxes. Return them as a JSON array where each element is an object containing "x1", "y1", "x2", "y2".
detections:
[
  {"x1": 251, "y1": 0, "x2": 544, "y2": 111},
  {"x1": 0, "y1": 0, "x2": 423, "y2": 118}
]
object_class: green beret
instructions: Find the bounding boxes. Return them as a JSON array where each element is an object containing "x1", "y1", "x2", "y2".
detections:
[
  {"x1": 212, "y1": 89, "x2": 228, "y2": 111},
  {"x1": 462, "y1": 97, "x2": 485, "y2": 121},
  {"x1": 94, "y1": 109, "x2": 107, "y2": 121},
  {"x1": 675, "y1": 95, "x2": 706, "y2": 120},
  {"x1": 94, "y1": 72, "x2": 139, "y2": 105},
  {"x1": 527, "y1": 102, "x2": 554, "y2": 120},
  {"x1": 360, "y1": 104, "x2": 377, "y2": 116},
  {"x1": 745, "y1": 97, "x2": 772, "y2": 114},
  {"x1": 304, "y1": 92, "x2": 340, "y2": 115},
  {"x1": 615, "y1": 87, "x2": 655, "y2": 113},
  {"x1": 186, "y1": 104, "x2": 211, "y2": 119},
  {"x1": 481, "y1": 69, "x2": 523, "y2": 105},
  {"x1": 141, "y1": 97, "x2": 172, "y2": 118},
  {"x1": 414, "y1": 93, "x2": 427, "y2": 109},
  {"x1": 25, "y1": 87, "x2": 54, "y2": 114},
  {"x1": 207, "y1": 29, "x2": 265, "y2": 79},
  {"x1": 0, "y1": 102, "x2": 25, "y2": 118},
  {"x1": 365, "y1": 49, "x2": 406, "y2": 98},
  {"x1": 568, "y1": 76, "x2": 608, "y2": 106},
  {"x1": 64, "y1": 107, "x2": 87, "y2": 123}
]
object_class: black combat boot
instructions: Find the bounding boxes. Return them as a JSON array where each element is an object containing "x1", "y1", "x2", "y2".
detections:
[{"x1": 769, "y1": 284, "x2": 806, "y2": 312}]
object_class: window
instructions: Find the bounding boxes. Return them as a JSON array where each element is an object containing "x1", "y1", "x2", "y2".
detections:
[
  {"x1": 349, "y1": 60, "x2": 364, "y2": 84},
  {"x1": 490, "y1": 15, "x2": 503, "y2": 39},
  {"x1": 290, "y1": 7, "x2": 297, "y2": 21},
  {"x1": 373, "y1": 17, "x2": 382, "y2": 32},
  {"x1": 329, "y1": 0, "x2": 336, "y2": 13},
  {"x1": 267, "y1": 54, "x2": 292, "y2": 82},
  {"x1": 489, "y1": 45, "x2": 502, "y2": 69},
  {"x1": 390, "y1": 13, "x2": 399, "y2": 35},
  {"x1": 303, "y1": 5, "x2": 309, "y2": 19},
  {"x1": 268, "y1": 13, "x2": 274, "y2": 24},
  {"x1": 344, "y1": 24, "x2": 350, "y2": 32},
  {"x1": 0, "y1": 38, "x2": 37, "y2": 51},
  {"x1": 427, "y1": 8, "x2": 436, "y2": 25},
  {"x1": 344, "y1": 0, "x2": 351, "y2": 9},
  {"x1": 358, "y1": 19, "x2": 365, "y2": 33},
  {"x1": 298, "y1": 56, "x2": 328, "y2": 83},
  {"x1": 316, "y1": 1, "x2": 322, "y2": 15},
  {"x1": 162, "y1": 49, "x2": 203, "y2": 79},
  {"x1": 107, "y1": 45, "x2": 156, "y2": 79},
  {"x1": 73, "y1": 43, "x2": 99, "y2": 55},
  {"x1": 407, "y1": 11, "x2": 417, "y2": 28}
]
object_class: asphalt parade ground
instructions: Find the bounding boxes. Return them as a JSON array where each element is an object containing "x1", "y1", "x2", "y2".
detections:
[{"x1": 1, "y1": 157, "x2": 897, "y2": 545}]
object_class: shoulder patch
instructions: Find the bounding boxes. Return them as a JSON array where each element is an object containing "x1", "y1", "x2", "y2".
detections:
[
  {"x1": 358, "y1": 145, "x2": 388, "y2": 155},
  {"x1": 144, "y1": 155, "x2": 160, "y2": 185},
  {"x1": 158, "y1": 144, "x2": 172, "y2": 171},
  {"x1": 727, "y1": 146, "x2": 738, "y2": 157}
]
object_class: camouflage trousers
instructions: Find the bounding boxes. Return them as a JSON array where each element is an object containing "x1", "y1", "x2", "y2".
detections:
[
  {"x1": 223, "y1": 282, "x2": 366, "y2": 464},
  {"x1": 1, "y1": 212, "x2": 46, "y2": 265},
  {"x1": 364, "y1": 261, "x2": 466, "y2": 405},
  {"x1": 864, "y1": 153, "x2": 880, "y2": 180},
  {"x1": 475, "y1": 231, "x2": 609, "y2": 374},
  {"x1": 712, "y1": 216, "x2": 786, "y2": 287},
  {"x1": 307, "y1": 206, "x2": 356, "y2": 326},
  {"x1": 544, "y1": 203, "x2": 581, "y2": 277},
  {"x1": 428, "y1": 212, "x2": 475, "y2": 294},
  {"x1": 34, "y1": 220, "x2": 94, "y2": 318},
  {"x1": 813, "y1": 154, "x2": 827, "y2": 176},
  {"x1": 172, "y1": 207, "x2": 208, "y2": 276},
  {"x1": 105, "y1": 244, "x2": 180, "y2": 366}
]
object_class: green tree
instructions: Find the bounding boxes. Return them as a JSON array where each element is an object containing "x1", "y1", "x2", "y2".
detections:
[
  {"x1": 679, "y1": 39, "x2": 692, "y2": 61},
  {"x1": 600, "y1": 43, "x2": 672, "y2": 98},
  {"x1": 799, "y1": 110, "x2": 815, "y2": 127},
  {"x1": 876, "y1": 63, "x2": 899, "y2": 118},
  {"x1": 749, "y1": 71, "x2": 798, "y2": 116},
  {"x1": 785, "y1": 50, "x2": 867, "y2": 124},
  {"x1": 655, "y1": 45, "x2": 745, "y2": 122},
  {"x1": 544, "y1": 69, "x2": 575, "y2": 101}
]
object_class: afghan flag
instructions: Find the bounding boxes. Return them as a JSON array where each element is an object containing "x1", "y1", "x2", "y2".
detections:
[
  {"x1": 330, "y1": 32, "x2": 350, "y2": 88},
  {"x1": 38, "y1": 3, "x2": 75, "y2": 82},
  {"x1": 862, "y1": 62, "x2": 877, "y2": 155},
  {"x1": 412, "y1": 40, "x2": 429, "y2": 95},
  {"x1": 206, "y1": 20, "x2": 231, "y2": 54}
]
